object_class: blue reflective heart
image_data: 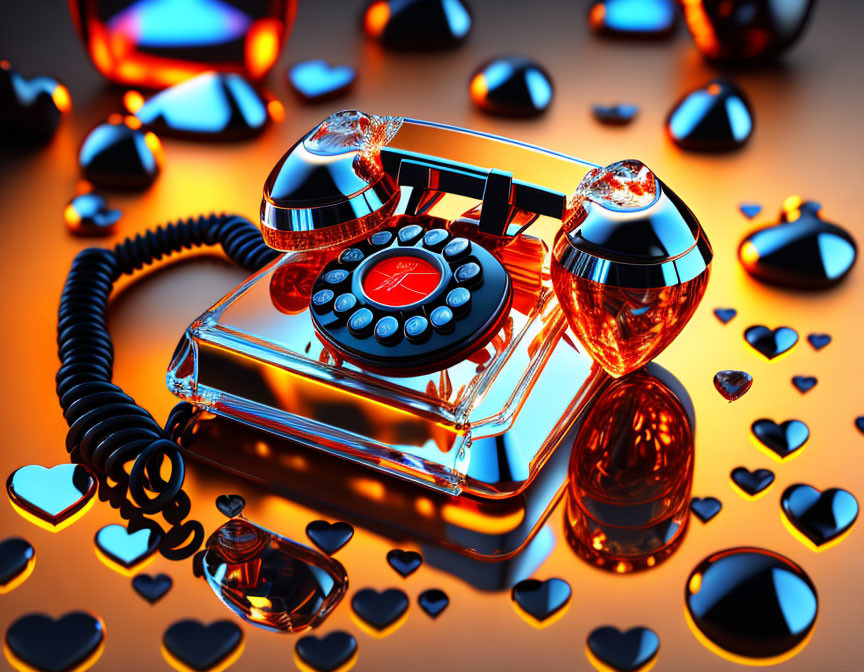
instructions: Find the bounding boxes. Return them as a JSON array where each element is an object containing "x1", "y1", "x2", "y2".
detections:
[
  {"x1": 288, "y1": 60, "x2": 356, "y2": 102},
  {"x1": 690, "y1": 497, "x2": 722, "y2": 523},
  {"x1": 730, "y1": 467, "x2": 775, "y2": 497},
  {"x1": 739, "y1": 203, "x2": 762, "y2": 219},
  {"x1": 791, "y1": 375, "x2": 817, "y2": 394},
  {"x1": 782, "y1": 484, "x2": 858, "y2": 547},
  {"x1": 6, "y1": 464, "x2": 96, "y2": 528},
  {"x1": 713, "y1": 307, "x2": 737, "y2": 324},
  {"x1": 95, "y1": 525, "x2": 160, "y2": 569}
]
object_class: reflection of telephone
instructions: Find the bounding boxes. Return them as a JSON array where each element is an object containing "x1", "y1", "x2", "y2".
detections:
[{"x1": 168, "y1": 111, "x2": 712, "y2": 498}]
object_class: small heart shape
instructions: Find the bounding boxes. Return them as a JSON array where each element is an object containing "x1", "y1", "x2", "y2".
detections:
[
  {"x1": 511, "y1": 578, "x2": 571, "y2": 624},
  {"x1": 807, "y1": 333, "x2": 831, "y2": 350},
  {"x1": 306, "y1": 520, "x2": 354, "y2": 555},
  {"x1": 6, "y1": 463, "x2": 97, "y2": 529},
  {"x1": 386, "y1": 549, "x2": 423, "y2": 577},
  {"x1": 288, "y1": 60, "x2": 356, "y2": 102},
  {"x1": 587, "y1": 626, "x2": 660, "y2": 672},
  {"x1": 690, "y1": 497, "x2": 722, "y2": 523},
  {"x1": 132, "y1": 573, "x2": 172, "y2": 604},
  {"x1": 791, "y1": 375, "x2": 817, "y2": 394},
  {"x1": 591, "y1": 103, "x2": 638, "y2": 125},
  {"x1": 738, "y1": 203, "x2": 763, "y2": 219},
  {"x1": 0, "y1": 537, "x2": 35, "y2": 592},
  {"x1": 731, "y1": 467, "x2": 775, "y2": 497},
  {"x1": 215, "y1": 494, "x2": 245, "y2": 518},
  {"x1": 64, "y1": 193, "x2": 121, "y2": 236},
  {"x1": 713, "y1": 370, "x2": 752, "y2": 402},
  {"x1": 162, "y1": 620, "x2": 243, "y2": 672},
  {"x1": 295, "y1": 631, "x2": 357, "y2": 672},
  {"x1": 6, "y1": 611, "x2": 103, "y2": 672},
  {"x1": 351, "y1": 588, "x2": 409, "y2": 632},
  {"x1": 95, "y1": 524, "x2": 160, "y2": 571},
  {"x1": 752, "y1": 419, "x2": 809, "y2": 459},
  {"x1": 418, "y1": 588, "x2": 449, "y2": 619},
  {"x1": 781, "y1": 484, "x2": 858, "y2": 548},
  {"x1": 744, "y1": 325, "x2": 798, "y2": 360},
  {"x1": 713, "y1": 307, "x2": 737, "y2": 324}
]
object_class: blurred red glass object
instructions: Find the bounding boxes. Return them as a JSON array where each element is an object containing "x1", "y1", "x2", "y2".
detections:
[{"x1": 68, "y1": 0, "x2": 298, "y2": 88}]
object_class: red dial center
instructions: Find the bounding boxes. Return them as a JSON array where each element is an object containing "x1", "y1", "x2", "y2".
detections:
[{"x1": 363, "y1": 255, "x2": 442, "y2": 307}]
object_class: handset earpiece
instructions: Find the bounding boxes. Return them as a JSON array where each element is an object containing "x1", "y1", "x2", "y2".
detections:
[{"x1": 550, "y1": 160, "x2": 713, "y2": 377}]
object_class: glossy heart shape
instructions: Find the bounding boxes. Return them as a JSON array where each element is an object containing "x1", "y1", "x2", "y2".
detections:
[
  {"x1": 690, "y1": 497, "x2": 722, "y2": 523},
  {"x1": 731, "y1": 467, "x2": 775, "y2": 498},
  {"x1": 591, "y1": 103, "x2": 638, "y2": 125},
  {"x1": 132, "y1": 573, "x2": 172, "y2": 604},
  {"x1": 6, "y1": 463, "x2": 96, "y2": 530},
  {"x1": 739, "y1": 200, "x2": 857, "y2": 289},
  {"x1": 351, "y1": 588, "x2": 409, "y2": 632},
  {"x1": 807, "y1": 333, "x2": 831, "y2": 350},
  {"x1": 587, "y1": 626, "x2": 660, "y2": 672},
  {"x1": 418, "y1": 588, "x2": 449, "y2": 619},
  {"x1": 94, "y1": 524, "x2": 160, "y2": 571},
  {"x1": 132, "y1": 72, "x2": 269, "y2": 140},
  {"x1": 713, "y1": 307, "x2": 737, "y2": 324},
  {"x1": 362, "y1": 0, "x2": 472, "y2": 49},
  {"x1": 215, "y1": 494, "x2": 245, "y2": 518},
  {"x1": 288, "y1": 60, "x2": 356, "y2": 102},
  {"x1": 739, "y1": 203, "x2": 762, "y2": 219},
  {"x1": 0, "y1": 60, "x2": 70, "y2": 142},
  {"x1": 0, "y1": 537, "x2": 35, "y2": 593},
  {"x1": 667, "y1": 80, "x2": 753, "y2": 152},
  {"x1": 295, "y1": 631, "x2": 358, "y2": 672},
  {"x1": 469, "y1": 57, "x2": 553, "y2": 117},
  {"x1": 162, "y1": 619, "x2": 243, "y2": 672},
  {"x1": 6, "y1": 611, "x2": 103, "y2": 672},
  {"x1": 587, "y1": 0, "x2": 678, "y2": 38},
  {"x1": 386, "y1": 549, "x2": 422, "y2": 577},
  {"x1": 752, "y1": 419, "x2": 809, "y2": 459},
  {"x1": 781, "y1": 484, "x2": 858, "y2": 548},
  {"x1": 306, "y1": 520, "x2": 354, "y2": 555},
  {"x1": 511, "y1": 578, "x2": 571, "y2": 624},
  {"x1": 791, "y1": 375, "x2": 817, "y2": 394},
  {"x1": 744, "y1": 325, "x2": 798, "y2": 360},
  {"x1": 64, "y1": 193, "x2": 122, "y2": 236},
  {"x1": 713, "y1": 370, "x2": 752, "y2": 402},
  {"x1": 78, "y1": 116, "x2": 163, "y2": 189}
]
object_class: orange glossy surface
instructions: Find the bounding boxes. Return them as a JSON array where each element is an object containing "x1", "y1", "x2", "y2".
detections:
[{"x1": 0, "y1": 2, "x2": 862, "y2": 671}]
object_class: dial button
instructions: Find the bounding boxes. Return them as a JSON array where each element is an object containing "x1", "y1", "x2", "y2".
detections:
[{"x1": 374, "y1": 315, "x2": 402, "y2": 344}]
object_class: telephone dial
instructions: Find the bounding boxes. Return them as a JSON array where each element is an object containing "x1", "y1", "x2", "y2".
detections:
[{"x1": 167, "y1": 110, "x2": 712, "y2": 498}]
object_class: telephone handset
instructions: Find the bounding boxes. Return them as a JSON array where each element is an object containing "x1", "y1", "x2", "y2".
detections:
[{"x1": 168, "y1": 110, "x2": 712, "y2": 497}]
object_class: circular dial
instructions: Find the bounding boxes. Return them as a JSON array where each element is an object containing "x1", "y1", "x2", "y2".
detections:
[{"x1": 309, "y1": 216, "x2": 512, "y2": 376}]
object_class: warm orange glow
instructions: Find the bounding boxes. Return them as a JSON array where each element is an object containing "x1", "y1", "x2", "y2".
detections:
[
  {"x1": 782, "y1": 195, "x2": 803, "y2": 222},
  {"x1": 107, "y1": 113, "x2": 123, "y2": 125},
  {"x1": 364, "y1": 1, "x2": 391, "y2": 37},
  {"x1": 350, "y1": 477, "x2": 387, "y2": 502},
  {"x1": 511, "y1": 593, "x2": 571, "y2": 630},
  {"x1": 267, "y1": 99, "x2": 285, "y2": 123},
  {"x1": 245, "y1": 19, "x2": 281, "y2": 80},
  {"x1": 6, "y1": 637, "x2": 104, "y2": 672},
  {"x1": 587, "y1": 4, "x2": 606, "y2": 30},
  {"x1": 124, "y1": 115, "x2": 142, "y2": 130},
  {"x1": 441, "y1": 501, "x2": 525, "y2": 534},
  {"x1": 469, "y1": 74, "x2": 487, "y2": 105},
  {"x1": 585, "y1": 641, "x2": 657, "y2": 672},
  {"x1": 0, "y1": 60, "x2": 10, "y2": 70},
  {"x1": 688, "y1": 572, "x2": 702, "y2": 595},
  {"x1": 144, "y1": 131, "x2": 165, "y2": 168},
  {"x1": 9, "y1": 496, "x2": 95, "y2": 533},
  {"x1": 683, "y1": 604, "x2": 814, "y2": 666},
  {"x1": 294, "y1": 648, "x2": 357, "y2": 672},
  {"x1": 781, "y1": 509, "x2": 855, "y2": 553},
  {"x1": 161, "y1": 640, "x2": 244, "y2": 672},
  {"x1": 51, "y1": 84, "x2": 71, "y2": 113},
  {"x1": 707, "y1": 83, "x2": 722, "y2": 95},
  {"x1": 730, "y1": 477, "x2": 774, "y2": 501},
  {"x1": 351, "y1": 607, "x2": 408, "y2": 639},
  {"x1": 0, "y1": 555, "x2": 35, "y2": 595},
  {"x1": 680, "y1": 0, "x2": 720, "y2": 58},
  {"x1": 64, "y1": 204, "x2": 81, "y2": 227},
  {"x1": 123, "y1": 90, "x2": 145, "y2": 114},
  {"x1": 94, "y1": 546, "x2": 156, "y2": 578}
]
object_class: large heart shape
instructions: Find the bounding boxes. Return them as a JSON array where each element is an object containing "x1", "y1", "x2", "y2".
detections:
[
  {"x1": 132, "y1": 573, "x2": 173, "y2": 604},
  {"x1": 288, "y1": 60, "x2": 356, "y2": 102},
  {"x1": 751, "y1": 419, "x2": 809, "y2": 459},
  {"x1": 690, "y1": 497, "x2": 722, "y2": 523},
  {"x1": 0, "y1": 537, "x2": 35, "y2": 593},
  {"x1": 731, "y1": 467, "x2": 775, "y2": 498},
  {"x1": 6, "y1": 611, "x2": 103, "y2": 672},
  {"x1": 294, "y1": 631, "x2": 358, "y2": 672},
  {"x1": 781, "y1": 484, "x2": 858, "y2": 548},
  {"x1": 418, "y1": 588, "x2": 449, "y2": 619},
  {"x1": 744, "y1": 325, "x2": 798, "y2": 359},
  {"x1": 163, "y1": 620, "x2": 243, "y2": 672},
  {"x1": 587, "y1": 625, "x2": 660, "y2": 672},
  {"x1": 386, "y1": 549, "x2": 422, "y2": 577},
  {"x1": 306, "y1": 520, "x2": 354, "y2": 555},
  {"x1": 6, "y1": 463, "x2": 96, "y2": 530},
  {"x1": 511, "y1": 578, "x2": 571, "y2": 624},
  {"x1": 95, "y1": 524, "x2": 160, "y2": 571},
  {"x1": 351, "y1": 588, "x2": 409, "y2": 633}
]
